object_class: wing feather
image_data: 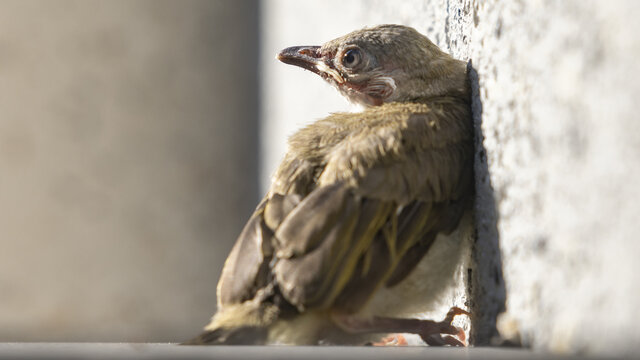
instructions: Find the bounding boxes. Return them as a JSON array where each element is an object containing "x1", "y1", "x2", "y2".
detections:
[
  {"x1": 216, "y1": 100, "x2": 473, "y2": 316},
  {"x1": 217, "y1": 199, "x2": 274, "y2": 307}
]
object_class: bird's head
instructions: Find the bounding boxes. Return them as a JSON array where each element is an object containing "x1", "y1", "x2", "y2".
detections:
[{"x1": 277, "y1": 24, "x2": 467, "y2": 107}]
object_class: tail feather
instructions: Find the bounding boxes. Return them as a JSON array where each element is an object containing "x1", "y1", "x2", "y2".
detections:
[{"x1": 182, "y1": 326, "x2": 267, "y2": 345}]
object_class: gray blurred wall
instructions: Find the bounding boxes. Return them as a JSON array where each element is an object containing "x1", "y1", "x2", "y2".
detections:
[{"x1": 0, "y1": 1, "x2": 259, "y2": 341}]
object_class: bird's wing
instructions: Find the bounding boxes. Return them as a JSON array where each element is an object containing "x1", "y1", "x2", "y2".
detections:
[{"x1": 217, "y1": 101, "x2": 473, "y2": 314}]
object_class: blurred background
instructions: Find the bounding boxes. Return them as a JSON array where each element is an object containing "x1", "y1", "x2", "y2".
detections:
[
  {"x1": 2, "y1": 0, "x2": 640, "y2": 355},
  {"x1": 0, "y1": 0, "x2": 260, "y2": 341}
]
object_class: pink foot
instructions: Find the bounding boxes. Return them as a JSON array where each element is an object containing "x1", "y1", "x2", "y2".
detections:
[{"x1": 372, "y1": 333, "x2": 408, "y2": 346}]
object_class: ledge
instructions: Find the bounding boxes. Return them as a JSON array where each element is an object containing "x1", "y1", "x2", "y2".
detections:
[{"x1": 0, "y1": 343, "x2": 592, "y2": 360}]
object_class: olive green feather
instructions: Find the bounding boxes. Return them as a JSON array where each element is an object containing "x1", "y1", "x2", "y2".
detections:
[{"x1": 188, "y1": 24, "x2": 474, "y2": 345}]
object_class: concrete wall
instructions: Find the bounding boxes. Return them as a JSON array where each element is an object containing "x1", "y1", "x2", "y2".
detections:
[
  {"x1": 467, "y1": 1, "x2": 640, "y2": 354},
  {"x1": 0, "y1": 0, "x2": 259, "y2": 341},
  {"x1": 262, "y1": 0, "x2": 640, "y2": 355}
]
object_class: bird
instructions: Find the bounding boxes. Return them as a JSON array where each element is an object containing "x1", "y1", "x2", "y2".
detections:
[{"x1": 184, "y1": 24, "x2": 474, "y2": 346}]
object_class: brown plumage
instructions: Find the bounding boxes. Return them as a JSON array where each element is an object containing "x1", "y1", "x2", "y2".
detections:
[{"x1": 185, "y1": 24, "x2": 473, "y2": 346}]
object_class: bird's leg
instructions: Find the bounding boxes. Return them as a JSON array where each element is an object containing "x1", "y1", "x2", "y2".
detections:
[{"x1": 332, "y1": 307, "x2": 469, "y2": 346}]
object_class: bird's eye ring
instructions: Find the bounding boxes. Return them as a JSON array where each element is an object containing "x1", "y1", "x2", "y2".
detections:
[{"x1": 341, "y1": 48, "x2": 362, "y2": 68}]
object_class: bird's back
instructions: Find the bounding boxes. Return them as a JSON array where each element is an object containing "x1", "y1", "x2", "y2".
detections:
[
  {"x1": 190, "y1": 97, "x2": 473, "y2": 345},
  {"x1": 185, "y1": 24, "x2": 474, "y2": 346}
]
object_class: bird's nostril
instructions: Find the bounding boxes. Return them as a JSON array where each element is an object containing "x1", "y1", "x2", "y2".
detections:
[{"x1": 298, "y1": 48, "x2": 315, "y2": 57}]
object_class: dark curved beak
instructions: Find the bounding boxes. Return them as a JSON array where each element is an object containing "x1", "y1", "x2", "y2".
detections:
[{"x1": 277, "y1": 46, "x2": 322, "y2": 74}]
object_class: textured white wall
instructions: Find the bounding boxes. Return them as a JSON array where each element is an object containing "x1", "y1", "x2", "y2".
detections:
[
  {"x1": 261, "y1": 0, "x2": 640, "y2": 355},
  {"x1": 467, "y1": 1, "x2": 640, "y2": 354}
]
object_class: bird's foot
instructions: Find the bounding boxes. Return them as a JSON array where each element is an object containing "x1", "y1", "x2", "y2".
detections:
[
  {"x1": 372, "y1": 333, "x2": 408, "y2": 346},
  {"x1": 419, "y1": 307, "x2": 469, "y2": 346},
  {"x1": 332, "y1": 306, "x2": 470, "y2": 347}
]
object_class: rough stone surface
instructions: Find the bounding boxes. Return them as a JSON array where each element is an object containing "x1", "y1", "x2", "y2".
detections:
[
  {"x1": 262, "y1": 0, "x2": 640, "y2": 355},
  {"x1": 470, "y1": 1, "x2": 640, "y2": 355}
]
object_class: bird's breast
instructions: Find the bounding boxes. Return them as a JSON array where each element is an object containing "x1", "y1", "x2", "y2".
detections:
[{"x1": 361, "y1": 210, "x2": 473, "y2": 319}]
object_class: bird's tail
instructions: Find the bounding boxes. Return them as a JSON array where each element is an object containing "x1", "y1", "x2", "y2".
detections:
[
  {"x1": 181, "y1": 325, "x2": 268, "y2": 345},
  {"x1": 182, "y1": 301, "x2": 280, "y2": 345}
]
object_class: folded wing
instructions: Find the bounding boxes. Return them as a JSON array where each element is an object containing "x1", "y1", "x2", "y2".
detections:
[{"x1": 217, "y1": 101, "x2": 473, "y2": 316}]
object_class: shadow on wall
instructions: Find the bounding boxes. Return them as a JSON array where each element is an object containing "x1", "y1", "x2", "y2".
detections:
[{"x1": 466, "y1": 62, "x2": 507, "y2": 346}]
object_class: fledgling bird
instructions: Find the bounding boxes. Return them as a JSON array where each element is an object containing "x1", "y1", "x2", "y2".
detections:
[{"x1": 185, "y1": 24, "x2": 474, "y2": 346}]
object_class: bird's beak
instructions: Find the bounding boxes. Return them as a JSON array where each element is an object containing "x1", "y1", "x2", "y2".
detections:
[
  {"x1": 277, "y1": 46, "x2": 322, "y2": 73},
  {"x1": 277, "y1": 46, "x2": 345, "y2": 84}
]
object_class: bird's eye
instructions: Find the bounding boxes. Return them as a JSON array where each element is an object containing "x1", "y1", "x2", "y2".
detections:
[{"x1": 341, "y1": 48, "x2": 362, "y2": 68}]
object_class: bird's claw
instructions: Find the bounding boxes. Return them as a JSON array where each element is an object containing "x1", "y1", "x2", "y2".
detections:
[
  {"x1": 420, "y1": 306, "x2": 469, "y2": 347},
  {"x1": 444, "y1": 306, "x2": 470, "y2": 323}
]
